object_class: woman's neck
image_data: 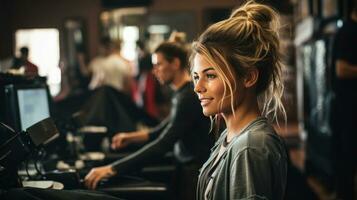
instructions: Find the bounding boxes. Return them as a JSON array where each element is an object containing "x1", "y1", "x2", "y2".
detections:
[{"x1": 222, "y1": 98, "x2": 260, "y2": 143}]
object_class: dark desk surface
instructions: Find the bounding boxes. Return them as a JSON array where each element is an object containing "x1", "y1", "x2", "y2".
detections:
[{"x1": 96, "y1": 175, "x2": 169, "y2": 200}]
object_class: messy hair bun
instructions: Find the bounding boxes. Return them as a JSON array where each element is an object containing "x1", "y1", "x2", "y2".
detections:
[
  {"x1": 230, "y1": 1, "x2": 276, "y2": 26},
  {"x1": 191, "y1": 0, "x2": 286, "y2": 123}
]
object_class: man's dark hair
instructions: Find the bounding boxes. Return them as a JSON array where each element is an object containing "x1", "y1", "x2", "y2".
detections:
[
  {"x1": 154, "y1": 42, "x2": 188, "y2": 69},
  {"x1": 20, "y1": 47, "x2": 29, "y2": 55}
]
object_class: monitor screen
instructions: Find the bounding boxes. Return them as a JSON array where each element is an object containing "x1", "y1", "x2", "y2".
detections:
[{"x1": 17, "y1": 88, "x2": 50, "y2": 130}]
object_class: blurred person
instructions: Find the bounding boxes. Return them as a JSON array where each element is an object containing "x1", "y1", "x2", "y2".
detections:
[
  {"x1": 191, "y1": 1, "x2": 287, "y2": 199},
  {"x1": 88, "y1": 37, "x2": 133, "y2": 95},
  {"x1": 132, "y1": 40, "x2": 170, "y2": 120},
  {"x1": 331, "y1": 3, "x2": 357, "y2": 200},
  {"x1": 53, "y1": 38, "x2": 158, "y2": 138},
  {"x1": 11, "y1": 46, "x2": 39, "y2": 76},
  {"x1": 84, "y1": 42, "x2": 212, "y2": 200}
]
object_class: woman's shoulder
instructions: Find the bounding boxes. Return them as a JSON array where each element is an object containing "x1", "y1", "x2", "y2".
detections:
[{"x1": 229, "y1": 119, "x2": 286, "y2": 156}]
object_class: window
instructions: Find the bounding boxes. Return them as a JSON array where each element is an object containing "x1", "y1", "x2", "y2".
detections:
[
  {"x1": 121, "y1": 26, "x2": 139, "y2": 61},
  {"x1": 15, "y1": 29, "x2": 61, "y2": 96}
]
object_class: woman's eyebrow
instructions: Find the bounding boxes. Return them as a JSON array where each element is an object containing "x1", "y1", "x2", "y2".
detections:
[
  {"x1": 192, "y1": 67, "x2": 215, "y2": 74},
  {"x1": 202, "y1": 67, "x2": 215, "y2": 73}
]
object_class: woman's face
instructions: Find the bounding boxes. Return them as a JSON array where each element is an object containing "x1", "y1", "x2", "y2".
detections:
[{"x1": 192, "y1": 53, "x2": 232, "y2": 116}]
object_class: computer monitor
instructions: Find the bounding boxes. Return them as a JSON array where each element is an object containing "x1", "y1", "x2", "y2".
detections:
[{"x1": 4, "y1": 84, "x2": 51, "y2": 132}]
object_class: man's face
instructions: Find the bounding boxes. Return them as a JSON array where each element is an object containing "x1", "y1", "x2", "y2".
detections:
[{"x1": 152, "y1": 52, "x2": 175, "y2": 85}]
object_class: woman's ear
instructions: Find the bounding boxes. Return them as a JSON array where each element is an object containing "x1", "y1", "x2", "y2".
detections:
[{"x1": 243, "y1": 68, "x2": 259, "y2": 88}]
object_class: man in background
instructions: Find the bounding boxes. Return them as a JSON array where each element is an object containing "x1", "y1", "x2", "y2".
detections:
[
  {"x1": 11, "y1": 46, "x2": 39, "y2": 77},
  {"x1": 84, "y1": 42, "x2": 213, "y2": 200}
]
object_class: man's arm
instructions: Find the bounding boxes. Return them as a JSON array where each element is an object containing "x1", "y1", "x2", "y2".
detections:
[
  {"x1": 147, "y1": 116, "x2": 170, "y2": 141},
  {"x1": 110, "y1": 94, "x2": 197, "y2": 174},
  {"x1": 111, "y1": 130, "x2": 150, "y2": 150},
  {"x1": 111, "y1": 115, "x2": 171, "y2": 150}
]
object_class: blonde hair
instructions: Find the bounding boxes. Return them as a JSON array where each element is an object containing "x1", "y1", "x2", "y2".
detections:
[
  {"x1": 168, "y1": 30, "x2": 187, "y2": 45},
  {"x1": 191, "y1": 0, "x2": 286, "y2": 124}
]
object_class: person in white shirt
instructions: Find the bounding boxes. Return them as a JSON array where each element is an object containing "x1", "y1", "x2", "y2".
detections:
[{"x1": 89, "y1": 37, "x2": 133, "y2": 95}]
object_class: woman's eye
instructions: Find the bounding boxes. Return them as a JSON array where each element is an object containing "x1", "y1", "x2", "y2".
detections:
[
  {"x1": 193, "y1": 75, "x2": 199, "y2": 82},
  {"x1": 206, "y1": 74, "x2": 216, "y2": 79}
]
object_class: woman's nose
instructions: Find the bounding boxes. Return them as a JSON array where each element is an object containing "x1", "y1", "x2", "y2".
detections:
[{"x1": 194, "y1": 79, "x2": 206, "y2": 94}]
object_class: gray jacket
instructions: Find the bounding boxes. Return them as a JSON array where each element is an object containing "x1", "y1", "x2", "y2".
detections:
[{"x1": 197, "y1": 117, "x2": 287, "y2": 200}]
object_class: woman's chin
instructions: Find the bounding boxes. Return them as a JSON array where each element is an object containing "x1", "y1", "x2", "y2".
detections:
[{"x1": 202, "y1": 109, "x2": 216, "y2": 117}]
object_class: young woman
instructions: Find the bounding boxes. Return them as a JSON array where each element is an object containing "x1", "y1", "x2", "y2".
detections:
[{"x1": 191, "y1": 1, "x2": 287, "y2": 200}]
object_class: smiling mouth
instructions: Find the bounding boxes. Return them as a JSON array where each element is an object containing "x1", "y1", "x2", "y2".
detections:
[{"x1": 200, "y1": 98, "x2": 213, "y2": 107}]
